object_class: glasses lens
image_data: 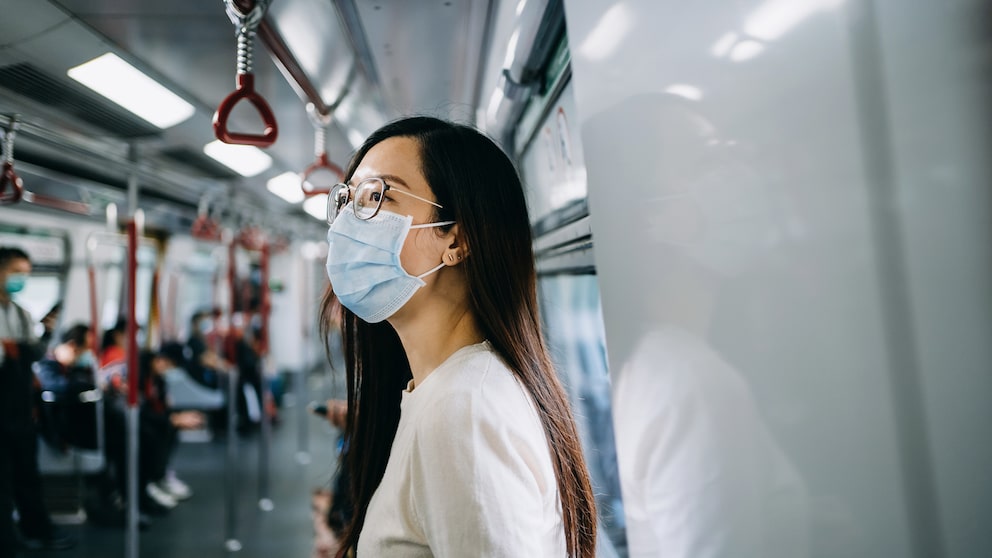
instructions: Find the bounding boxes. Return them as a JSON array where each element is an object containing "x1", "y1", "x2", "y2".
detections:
[
  {"x1": 354, "y1": 179, "x2": 384, "y2": 220},
  {"x1": 327, "y1": 184, "x2": 349, "y2": 224}
]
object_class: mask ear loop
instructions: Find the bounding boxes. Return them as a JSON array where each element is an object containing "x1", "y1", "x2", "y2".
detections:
[
  {"x1": 409, "y1": 220, "x2": 458, "y2": 279},
  {"x1": 408, "y1": 220, "x2": 455, "y2": 229},
  {"x1": 416, "y1": 261, "x2": 447, "y2": 279}
]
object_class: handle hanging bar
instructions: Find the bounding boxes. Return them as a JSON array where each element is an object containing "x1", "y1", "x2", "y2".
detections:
[
  {"x1": 0, "y1": 115, "x2": 24, "y2": 204},
  {"x1": 192, "y1": 195, "x2": 223, "y2": 241},
  {"x1": 213, "y1": 0, "x2": 278, "y2": 147},
  {"x1": 301, "y1": 103, "x2": 343, "y2": 196}
]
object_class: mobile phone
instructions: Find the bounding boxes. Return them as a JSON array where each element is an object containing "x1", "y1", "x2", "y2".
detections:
[{"x1": 308, "y1": 401, "x2": 328, "y2": 416}]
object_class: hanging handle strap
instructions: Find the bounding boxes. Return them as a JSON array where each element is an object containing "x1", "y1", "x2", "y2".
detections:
[
  {"x1": 213, "y1": 0, "x2": 278, "y2": 147},
  {"x1": 0, "y1": 162, "x2": 23, "y2": 204},
  {"x1": 301, "y1": 103, "x2": 342, "y2": 195},
  {"x1": 0, "y1": 117, "x2": 23, "y2": 204}
]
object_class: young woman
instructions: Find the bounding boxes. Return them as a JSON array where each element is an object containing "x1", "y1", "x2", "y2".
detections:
[{"x1": 320, "y1": 116, "x2": 596, "y2": 557}]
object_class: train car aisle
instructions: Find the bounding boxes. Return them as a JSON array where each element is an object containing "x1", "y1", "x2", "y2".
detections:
[{"x1": 31, "y1": 386, "x2": 341, "y2": 558}]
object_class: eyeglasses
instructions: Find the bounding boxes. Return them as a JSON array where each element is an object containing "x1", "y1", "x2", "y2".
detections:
[{"x1": 326, "y1": 177, "x2": 443, "y2": 225}]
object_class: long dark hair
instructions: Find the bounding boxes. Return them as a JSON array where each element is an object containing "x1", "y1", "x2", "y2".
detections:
[{"x1": 320, "y1": 116, "x2": 596, "y2": 557}]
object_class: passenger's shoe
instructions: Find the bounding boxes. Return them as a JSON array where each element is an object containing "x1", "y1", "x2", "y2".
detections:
[
  {"x1": 146, "y1": 482, "x2": 178, "y2": 509},
  {"x1": 19, "y1": 528, "x2": 76, "y2": 551},
  {"x1": 159, "y1": 471, "x2": 192, "y2": 500}
]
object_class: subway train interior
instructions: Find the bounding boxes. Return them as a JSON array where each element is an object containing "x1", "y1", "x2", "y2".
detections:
[{"x1": 0, "y1": 0, "x2": 990, "y2": 557}]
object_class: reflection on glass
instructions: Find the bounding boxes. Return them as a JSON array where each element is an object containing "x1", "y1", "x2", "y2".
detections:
[
  {"x1": 539, "y1": 275, "x2": 627, "y2": 557},
  {"x1": 584, "y1": 92, "x2": 809, "y2": 558}
]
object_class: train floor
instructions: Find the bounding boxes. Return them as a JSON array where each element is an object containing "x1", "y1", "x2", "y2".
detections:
[{"x1": 29, "y1": 386, "x2": 342, "y2": 558}]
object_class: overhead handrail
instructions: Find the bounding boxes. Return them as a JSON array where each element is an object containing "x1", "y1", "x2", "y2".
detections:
[
  {"x1": 0, "y1": 115, "x2": 24, "y2": 204},
  {"x1": 213, "y1": 0, "x2": 278, "y2": 147},
  {"x1": 301, "y1": 103, "x2": 344, "y2": 196}
]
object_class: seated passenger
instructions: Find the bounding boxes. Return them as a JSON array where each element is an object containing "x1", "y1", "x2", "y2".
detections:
[
  {"x1": 137, "y1": 350, "x2": 203, "y2": 503},
  {"x1": 96, "y1": 339, "x2": 202, "y2": 515},
  {"x1": 32, "y1": 324, "x2": 100, "y2": 451},
  {"x1": 184, "y1": 309, "x2": 227, "y2": 389}
]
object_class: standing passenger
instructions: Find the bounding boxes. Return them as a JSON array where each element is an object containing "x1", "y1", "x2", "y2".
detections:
[
  {"x1": 319, "y1": 117, "x2": 597, "y2": 557},
  {"x1": 0, "y1": 247, "x2": 74, "y2": 554}
]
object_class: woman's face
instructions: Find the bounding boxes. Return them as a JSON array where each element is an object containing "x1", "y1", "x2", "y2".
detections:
[{"x1": 350, "y1": 136, "x2": 448, "y2": 278}]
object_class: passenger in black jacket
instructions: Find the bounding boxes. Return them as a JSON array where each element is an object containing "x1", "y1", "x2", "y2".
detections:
[{"x1": 0, "y1": 246, "x2": 74, "y2": 554}]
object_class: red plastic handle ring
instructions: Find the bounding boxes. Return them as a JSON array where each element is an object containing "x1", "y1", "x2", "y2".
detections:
[
  {"x1": 301, "y1": 153, "x2": 344, "y2": 195},
  {"x1": 0, "y1": 161, "x2": 24, "y2": 204},
  {"x1": 212, "y1": 73, "x2": 279, "y2": 147}
]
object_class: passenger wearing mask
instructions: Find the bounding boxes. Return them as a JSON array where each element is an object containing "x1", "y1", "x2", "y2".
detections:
[
  {"x1": 184, "y1": 309, "x2": 226, "y2": 389},
  {"x1": 33, "y1": 324, "x2": 100, "y2": 451},
  {"x1": 0, "y1": 246, "x2": 74, "y2": 554},
  {"x1": 319, "y1": 117, "x2": 597, "y2": 556}
]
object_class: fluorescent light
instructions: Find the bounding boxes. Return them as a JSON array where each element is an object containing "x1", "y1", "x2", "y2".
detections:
[
  {"x1": 67, "y1": 53, "x2": 195, "y2": 129},
  {"x1": 303, "y1": 193, "x2": 328, "y2": 221},
  {"x1": 664, "y1": 84, "x2": 703, "y2": 101},
  {"x1": 203, "y1": 140, "x2": 272, "y2": 177},
  {"x1": 267, "y1": 172, "x2": 305, "y2": 204},
  {"x1": 577, "y1": 3, "x2": 633, "y2": 62}
]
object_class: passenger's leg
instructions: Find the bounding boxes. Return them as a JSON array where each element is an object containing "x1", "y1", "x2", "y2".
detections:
[
  {"x1": 0, "y1": 434, "x2": 20, "y2": 557},
  {"x1": 9, "y1": 428, "x2": 54, "y2": 540}
]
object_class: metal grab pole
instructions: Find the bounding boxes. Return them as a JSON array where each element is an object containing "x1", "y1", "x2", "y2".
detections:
[
  {"x1": 296, "y1": 254, "x2": 310, "y2": 465},
  {"x1": 224, "y1": 240, "x2": 242, "y2": 553},
  {"x1": 257, "y1": 243, "x2": 273, "y2": 511},
  {"x1": 224, "y1": 364, "x2": 241, "y2": 552},
  {"x1": 257, "y1": 357, "x2": 273, "y2": 511}
]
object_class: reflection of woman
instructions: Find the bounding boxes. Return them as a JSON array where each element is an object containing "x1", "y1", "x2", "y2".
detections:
[
  {"x1": 320, "y1": 117, "x2": 596, "y2": 557},
  {"x1": 584, "y1": 93, "x2": 808, "y2": 558}
]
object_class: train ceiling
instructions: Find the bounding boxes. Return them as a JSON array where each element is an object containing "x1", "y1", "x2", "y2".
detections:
[{"x1": 0, "y1": 0, "x2": 494, "y2": 235}]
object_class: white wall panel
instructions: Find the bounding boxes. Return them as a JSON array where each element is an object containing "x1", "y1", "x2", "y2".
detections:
[{"x1": 557, "y1": 0, "x2": 992, "y2": 555}]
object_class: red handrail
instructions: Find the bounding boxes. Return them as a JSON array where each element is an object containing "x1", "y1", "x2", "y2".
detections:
[
  {"x1": 301, "y1": 104, "x2": 343, "y2": 195},
  {"x1": 301, "y1": 153, "x2": 344, "y2": 196},
  {"x1": 126, "y1": 220, "x2": 139, "y2": 408},
  {"x1": 191, "y1": 214, "x2": 223, "y2": 242},
  {"x1": 0, "y1": 161, "x2": 23, "y2": 204},
  {"x1": 213, "y1": 73, "x2": 279, "y2": 147},
  {"x1": 214, "y1": 0, "x2": 278, "y2": 147}
]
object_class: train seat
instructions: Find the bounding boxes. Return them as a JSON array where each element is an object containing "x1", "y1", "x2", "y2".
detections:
[{"x1": 163, "y1": 367, "x2": 225, "y2": 411}]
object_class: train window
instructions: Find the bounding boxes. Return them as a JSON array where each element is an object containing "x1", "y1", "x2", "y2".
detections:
[
  {"x1": 13, "y1": 273, "x2": 61, "y2": 333},
  {"x1": 88, "y1": 238, "x2": 159, "y2": 332},
  {"x1": 0, "y1": 226, "x2": 69, "y2": 335},
  {"x1": 538, "y1": 274, "x2": 626, "y2": 556}
]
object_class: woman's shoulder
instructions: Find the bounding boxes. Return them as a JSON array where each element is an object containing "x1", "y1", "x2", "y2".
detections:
[
  {"x1": 415, "y1": 343, "x2": 538, "y2": 430},
  {"x1": 432, "y1": 343, "x2": 525, "y2": 398}
]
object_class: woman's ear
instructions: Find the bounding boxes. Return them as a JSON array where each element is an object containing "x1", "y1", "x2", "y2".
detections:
[{"x1": 441, "y1": 224, "x2": 469, "y2": 266}]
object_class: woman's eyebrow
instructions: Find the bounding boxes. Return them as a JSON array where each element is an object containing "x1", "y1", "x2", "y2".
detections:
[{"x1": 378, "y1": 174, "x2": 410, "y2": 188}]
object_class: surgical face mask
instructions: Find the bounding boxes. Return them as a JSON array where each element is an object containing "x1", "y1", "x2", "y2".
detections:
[
  {"x1": 198, "y1": 319, "x2": 213, "y2": 335},
  {"x1": 325, "y1": 204, "x2": 454, "y2": 323},
  {"x1": 4, "y1": 273, "x2": 27, "y2": 294},
  {"x1": 74, "y1": 350, "x2": 96, "y2": 370}
]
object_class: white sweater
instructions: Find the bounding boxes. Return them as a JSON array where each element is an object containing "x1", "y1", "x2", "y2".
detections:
[{"x1": 357, "y1": 341, "x2": 566, "y2": 557}]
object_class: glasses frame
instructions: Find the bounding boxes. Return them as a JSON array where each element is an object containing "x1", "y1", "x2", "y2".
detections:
[{"x1": 326, "y1": 177, "x2": 443, "y2": 225}]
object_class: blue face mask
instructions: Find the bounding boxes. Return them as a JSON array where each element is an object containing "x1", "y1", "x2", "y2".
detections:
[
  {"x1": 325, "y1": 205, "x2": 454, "y2": 323},
  {"x1": 5, "y1": 273, "x2": 27, "y2": 294}
]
